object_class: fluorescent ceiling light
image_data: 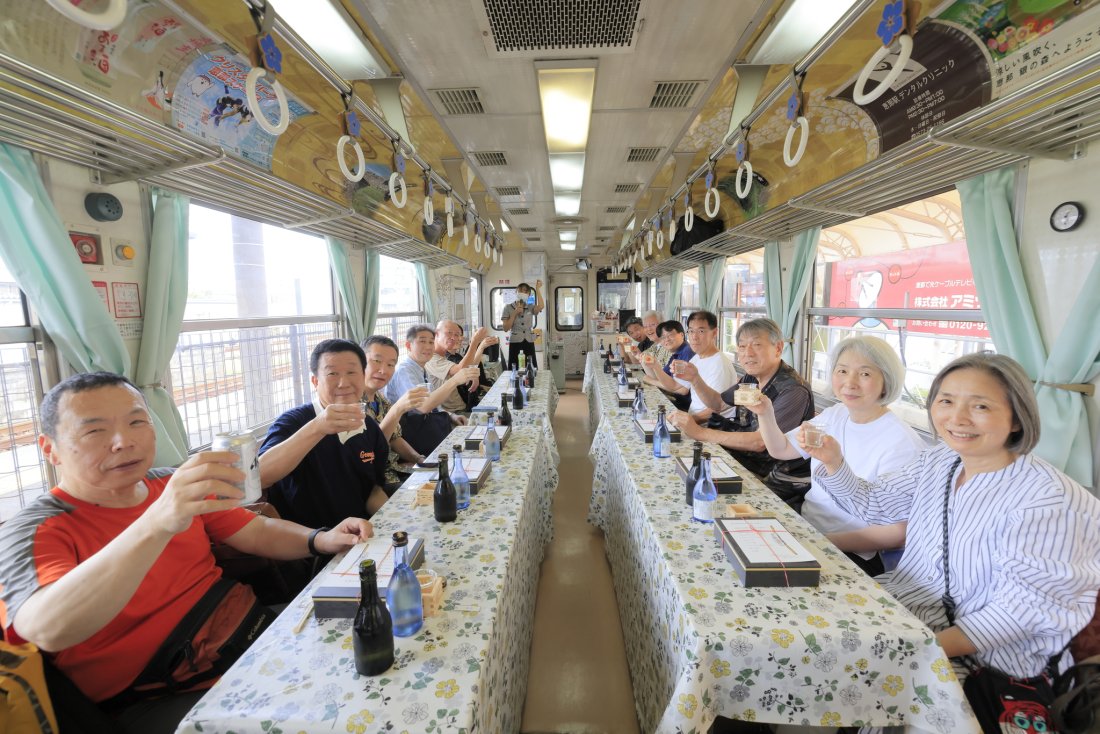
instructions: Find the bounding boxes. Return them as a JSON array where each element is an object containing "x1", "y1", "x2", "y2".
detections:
[
  {"x1": 537, "y1": 67, "x2": 596, "y2": 153},
  {"x1": 558, "y1": 229, "x2": 578, "y2": 242},
  {"x1": 560, "y1": 242, "x2": 576, "y2": 251},
  {"x1": 748, "y1": 0, "x2": 859, "y2": 65},
  {"x1": 271, "y1": 0, "x2": 387, "y2": 79},
  {"x1": 501, "y1": 220, "x2": 510, "y2": 233},
  {"x1": 549, "y1": 153, "x2": 586, "y2": 190},
  {"x1": 555, "y1": 194, "x2": 581, "y2": 217}
]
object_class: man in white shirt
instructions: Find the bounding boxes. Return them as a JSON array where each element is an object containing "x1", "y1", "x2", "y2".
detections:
[
  {"x1": 648, "y1": 310, "x2": 738, "y2": 421},
  {"x1": 425, "y1": 320, "x2": 496, "y2": 414},
  {"x1": 383, "y1": 324, "x2": 479, "y2": 426}
]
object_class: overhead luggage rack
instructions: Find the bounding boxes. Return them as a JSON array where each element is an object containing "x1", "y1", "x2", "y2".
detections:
[
  {"x1": 0, "y1": 50, "x2": 465, "y2": 270},
  {"x1": 639, "y1": 38, "x2": 1100, "y2": 276}
]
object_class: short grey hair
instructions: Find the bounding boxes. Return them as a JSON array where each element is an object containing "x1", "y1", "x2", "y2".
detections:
[
  {"x1": 735, "y1": 317, "x2": 782, "y2": 346},
  {"x1": 642, "y1": 311, "x2": 661, "y2": 323},
  {"x1": 826, "y1": 336, "x2": 906, "y2": 405},
  {"x1": 926, "y1": 352, "x2": 1039, "y2": 455}
]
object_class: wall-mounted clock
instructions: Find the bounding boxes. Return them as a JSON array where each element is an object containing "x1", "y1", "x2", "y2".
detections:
[{"x1": 1050, "y1": 201, "x2": 1085, "y2": 232}]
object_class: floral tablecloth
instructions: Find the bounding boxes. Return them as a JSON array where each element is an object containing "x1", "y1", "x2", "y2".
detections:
[
  {"x1": 177, "y1": 422, "x2": 558, "y2": 734},
  {"x1": 473, "y1": 370, "x2": 559, "y2": 463},
  {"x1": 583, "y1": 354, "x2": 978, "y2": 734}
]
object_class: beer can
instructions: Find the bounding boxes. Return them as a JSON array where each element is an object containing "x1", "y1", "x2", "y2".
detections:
[{"x1": 213, "y1": 431, "x2": 262, "y2": 504}]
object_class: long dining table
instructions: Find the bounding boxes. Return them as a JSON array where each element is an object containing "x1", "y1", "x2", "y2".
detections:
[
  {"x1": 583, "y1": 352, "x2": 979, "y2": 734},
  {"x1": 176, "y1": 373, "x2": 560, "y2": 734}
]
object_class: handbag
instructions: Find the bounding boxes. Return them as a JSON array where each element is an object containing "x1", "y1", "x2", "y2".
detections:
[
  {"x1": 940, "y1": 457, "x2": 1062, "y2": 734},
  {"x1": 0, "y1": 639, "x2": 58, "y2": 734},
  {"x1": 102, "y1": 578, "x2": 273, "y2": 709},
  {"x1": 1052, "y1": 655, "x2": 1100, "y2": 734}
]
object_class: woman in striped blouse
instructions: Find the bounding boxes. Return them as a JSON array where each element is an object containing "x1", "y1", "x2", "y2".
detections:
[{"x1": 807, "y1": 352, "x2": 1100, "y2": 679}]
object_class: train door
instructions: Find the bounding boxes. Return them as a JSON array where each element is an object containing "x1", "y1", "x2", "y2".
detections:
[{"x1": 548, "y1": 273, "x2": 588, "y2": 377}]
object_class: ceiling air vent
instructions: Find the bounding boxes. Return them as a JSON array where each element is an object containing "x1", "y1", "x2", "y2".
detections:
[
  {"x1": 606, "y1": 205, "x2": 628, "y2": 213},
  {"x1": 473, "y1": 150, "x2": 508, "y2": 166},
  {"x1": 627, "y1": 146, "x2": 661, "y2": 163},
  {"x1": 520, "y1": 227, "x2": 537, "y2": 233},
  {"x1": 649, "y1": 81, "x2": 703, "y2": 109},
  {"x1": 614, "y1": 183, "x2": 641, "y2": 193},
  {"x1": 432, "y1": 88, "x2": 485, "y2": 115},
  {"x1": 599, "y1": 225, "x2": 617, "y2": 231},
  {"x1": 527, "y1": 236, "x2": 541, "y2": 242},
  {"x1": 495, "y1": 186, "x2": 522, "y2": 197},
  {"x1": 481, "y1": 0, "x2": 641, "y2": 53},
  {"x1": 508, "y1": 207, "x2": 530, "y2": 215}
]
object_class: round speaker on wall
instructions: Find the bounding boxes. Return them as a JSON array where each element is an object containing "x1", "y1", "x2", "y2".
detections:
[{"x1": 84, "y1": 192, "x2": 123, "y2": 222}]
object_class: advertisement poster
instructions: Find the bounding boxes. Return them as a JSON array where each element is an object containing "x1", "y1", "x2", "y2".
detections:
[
  {"x1": 833, "y1": 21, "x2": 991, "y2": 153},
  {"x1": 934, "y1": 0, "x2": 1100, "y2": 97},
  {"x1": 823, "y1": 240, "x2": 989, "y2": 338},
  {"x1": 170, "y1": 47, "x2": 313, "y2": 171}
]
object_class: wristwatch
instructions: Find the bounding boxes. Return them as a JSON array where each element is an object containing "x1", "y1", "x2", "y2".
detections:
[{"x1": 307, "y1": 526, "x2": 331, "y2": 556}]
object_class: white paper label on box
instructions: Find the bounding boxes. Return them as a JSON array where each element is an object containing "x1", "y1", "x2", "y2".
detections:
[{"x1": 717, "y1": 518, "x2": 816, "y2": 565}]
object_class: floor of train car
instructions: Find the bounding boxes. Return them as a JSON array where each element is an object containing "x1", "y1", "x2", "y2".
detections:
[{"x1": 521, "y1": 378, "x2": 641, "y2": 734}]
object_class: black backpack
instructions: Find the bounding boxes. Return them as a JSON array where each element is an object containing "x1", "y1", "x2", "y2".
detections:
[{"x1": 669, "y1": 214, "x2": 724, "y2": 255}]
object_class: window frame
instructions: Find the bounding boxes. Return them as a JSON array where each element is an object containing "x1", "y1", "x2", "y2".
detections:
[
  {"x1": 553, "y1": 285, "x2": 584, "y2": 332},
  {"x1": 171, "y1": 204, "x2": 342, "y2": 448}
]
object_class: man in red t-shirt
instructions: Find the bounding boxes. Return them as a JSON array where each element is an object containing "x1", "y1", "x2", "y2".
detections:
[{"x1": 0, "y1": 372, "x2": 372, "y2": 728}]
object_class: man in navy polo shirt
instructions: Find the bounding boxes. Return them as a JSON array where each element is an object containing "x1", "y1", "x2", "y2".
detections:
[
  {"x1": 259, "y1": 339, "x2": 390, "y2": 528},
  {"x1": 640, "y1": 320, "x2": 694, "y2": 411}
]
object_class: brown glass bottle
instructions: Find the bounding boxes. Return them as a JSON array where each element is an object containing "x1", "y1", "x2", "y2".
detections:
[
  {"x1": 434, "y1": 453, "x2": 457, "y2": 522},
  {"x1": 498, "y1": 393, "x2": 512, "y2": 426},
  {"x1": 353, "y1": 559, "x2": 394, "y2": 676}
]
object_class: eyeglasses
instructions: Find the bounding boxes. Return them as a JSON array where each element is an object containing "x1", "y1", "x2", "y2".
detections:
[{"x1": 686, "y1": 328, "x2": 714, "y2": 337}]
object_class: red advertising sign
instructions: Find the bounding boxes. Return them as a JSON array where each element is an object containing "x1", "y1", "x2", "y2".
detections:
[{"x1": 825, "y1": 240, "x2": 989, "y2": 338}]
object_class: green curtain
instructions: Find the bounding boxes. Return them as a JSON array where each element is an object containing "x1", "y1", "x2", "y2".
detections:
[
  {"x1": 363, "y1": 250, "x2": 380, "y2": 336},
  {"x1": 957, "y1": 168, "x2": 1098, "y2": 486},
  {"x1": 326, "y1": 236, "x2": 365, "y2": 341},
  {"x1": 415, "y1": 263, "x2": 437, "y2": 324},
  {"x1": 666, "y1": 271, "x2": 683, "y2": 321},
  {"x1": 0, "y1": 144, "x2": 130, "y2": 375},
  {"x1": 699, "y1": 257, "x2": 725, "y2": 314},
  {"x1": 764, "y1": 229, "x2": 819, "y2": 363},
  {"x1": 137, "y1": 188, "x2": 190, "y2": 467}
]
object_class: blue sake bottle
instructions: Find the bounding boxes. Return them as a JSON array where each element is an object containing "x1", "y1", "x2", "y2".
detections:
[
  {"x1": 451, "y1": 443, "x2": 471, "y2": 508},
  {"x1": 484, "y1": 411, "x2": 502, "y2": 461},
  {"x1": 386, "y1": 532, "x2": 423, "y2": 637},
  {"x1": 617, "y1": 361, "x2": 628, "y2": 387},
  {"x1": 692, "y1": 453, "x2": 718, "y2": 523},
  {"x1": 653, "y1": 405, "x2": 671, "y2": 458}
]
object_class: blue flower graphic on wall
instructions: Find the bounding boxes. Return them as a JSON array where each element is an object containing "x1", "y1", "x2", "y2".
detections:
[
  {"x1": 259, "y1": 33, "x2": 283, "y2": 74},
  {"x1": 877, "y1": 1, "x2": 906, "y2": 47},
  {"x1": 736, "y1": 141, "x2": 747, "y2": 163}
]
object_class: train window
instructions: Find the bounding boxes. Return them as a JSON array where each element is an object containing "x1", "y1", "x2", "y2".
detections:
[
  {"x1": 0, "y1": 259, "x2": 50, "y2": 520},
  {"x1": 170, "y1": 204, "x2": 339, "y2": 447},
  {"x1": 808, "y1": 190, "x2": 991, "y2": 430},
  {"x1": 374, "y1": 256, "x2": 425, "y2": 352},
  {"x1": 720, "y1": 251, "x2": 767, "y2": 354},
  {"x1": 555, "y1": 287, "x2": 584, "y2": 331}
]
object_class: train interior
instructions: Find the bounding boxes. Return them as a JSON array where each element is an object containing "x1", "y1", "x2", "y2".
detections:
[{"x1": 1, "y1": 0, "x2": 1100, "y2": 732}]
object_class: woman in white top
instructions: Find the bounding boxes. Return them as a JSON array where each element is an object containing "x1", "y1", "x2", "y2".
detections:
[
  {"x1": 811, "y1": 352, "x2": 1100, "y2": 681},
  {"x1": 746, "y1": 335, "x2": 926, "y2": 575}
]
